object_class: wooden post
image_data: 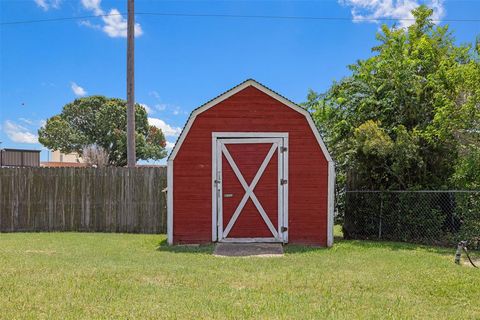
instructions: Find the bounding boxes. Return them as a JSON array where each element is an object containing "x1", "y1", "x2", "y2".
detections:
[{"x1": 126, "y1": 0, "x2": 136, "y2": 167}]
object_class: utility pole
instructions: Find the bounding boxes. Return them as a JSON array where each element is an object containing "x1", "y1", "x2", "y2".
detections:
[{"x1": 126, "y1": 0, "x2": 136, "y2": 167}]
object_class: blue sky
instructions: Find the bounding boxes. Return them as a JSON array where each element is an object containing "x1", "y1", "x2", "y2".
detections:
[{"x1": 1, "y1": 0, "x2": 479, "y2": 164}]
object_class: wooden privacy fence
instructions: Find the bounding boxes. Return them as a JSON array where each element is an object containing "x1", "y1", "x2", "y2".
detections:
[{"x1": 0, "y1": 167, "x2": 167, "y2": 233}]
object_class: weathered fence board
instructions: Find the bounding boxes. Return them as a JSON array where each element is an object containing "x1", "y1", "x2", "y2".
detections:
[{"x1": 0, "y1": 167, "x2": 167, "y2": 233}]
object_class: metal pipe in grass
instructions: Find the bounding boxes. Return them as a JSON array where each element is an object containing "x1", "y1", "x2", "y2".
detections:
[{"x1": 455, "y1": 241, "x2": 478, "y2": 268}]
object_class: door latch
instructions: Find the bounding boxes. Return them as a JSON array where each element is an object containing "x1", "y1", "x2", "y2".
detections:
[
  {"x1": 281, "y1": 226, "x2": 288, "y2": 232},
  {"x1": 280, "y1": 179, "x2": 288, "y2": 185}
]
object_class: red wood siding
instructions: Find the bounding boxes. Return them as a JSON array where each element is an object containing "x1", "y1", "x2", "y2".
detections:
[{"x1": 173, "y1": 86, "x2": 329, "y2": 245}]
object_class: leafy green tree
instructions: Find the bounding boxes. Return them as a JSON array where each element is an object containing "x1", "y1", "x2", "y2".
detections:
[
  {"x1": 451, "y1": 131, "x2": 480, "y2": 189},
  {"x1": 39, "y1": 96, "x2": 167, "y2": 166},
  {"x1": 306, "y1": 5, "x2": 480, "y2": 191}
]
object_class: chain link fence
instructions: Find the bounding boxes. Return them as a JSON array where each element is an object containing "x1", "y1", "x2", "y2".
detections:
[{"x1": 343, "y1": 191, "x2": 480, "y2": 249}]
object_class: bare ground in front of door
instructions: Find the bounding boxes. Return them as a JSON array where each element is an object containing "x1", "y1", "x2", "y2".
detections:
[{"x1": 213, "y1": 243, "x2": 284, "y2": 257}]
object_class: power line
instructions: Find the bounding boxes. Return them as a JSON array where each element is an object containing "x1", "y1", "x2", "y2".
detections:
[
  {"x1": 1, "y1": 11, "x2": 480, "y2": 26},
  {"x1": 137, "y1": 12, "x2": 480, "y2": 23}
]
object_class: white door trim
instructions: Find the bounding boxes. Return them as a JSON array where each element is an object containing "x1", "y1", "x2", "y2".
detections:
[
  {"x1": 167, "y1": 160, "x2": 173, "y2": 244},
  {"x1": 213, "y1": 132, "x2": 290, "y2": 139},
  {"x1": 212, "y1": 132, "x2": 289, "y2": 243}
]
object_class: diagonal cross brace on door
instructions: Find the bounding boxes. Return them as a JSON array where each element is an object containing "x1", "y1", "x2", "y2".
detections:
[
  {"x1": 212, "y1": 132, "x2": 289, "y2": 243},
  {"x1": 221, "y1": 143, "x2": 279, "y2": 238}
]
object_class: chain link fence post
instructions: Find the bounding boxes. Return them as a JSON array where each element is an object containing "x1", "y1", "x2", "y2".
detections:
[
  {"x1": 378, "y1": 191, "x2": 383, "y2": 240},
  {"x1": 343, "y1": 190, "x2": 480, "y2": 248}
]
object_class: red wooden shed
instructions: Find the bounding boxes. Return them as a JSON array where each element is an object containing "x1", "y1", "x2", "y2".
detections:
[{"x1": 167, "y1": 79, "x2": 335, "y2": 246}]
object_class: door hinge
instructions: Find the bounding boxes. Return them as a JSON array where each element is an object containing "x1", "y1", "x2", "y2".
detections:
[
  {"x1": 280, "y1": 179, "x2": 288, "y2": 185},
  {"x1": 280, "y1": 146, "x2": 288, "y2": 153}
]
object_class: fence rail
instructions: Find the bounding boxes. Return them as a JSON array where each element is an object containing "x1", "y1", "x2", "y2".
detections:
[
  {"x1": 0, "y1": 167, "x2": 167, "y2": 233},
  {"x1": 344, "y1": 190, "x2": 480, "y2": 248}
]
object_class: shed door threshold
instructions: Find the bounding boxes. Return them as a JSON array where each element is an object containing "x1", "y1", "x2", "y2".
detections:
[{"x1": 219, "y1": 238, "x2": 282, "y2": 243}]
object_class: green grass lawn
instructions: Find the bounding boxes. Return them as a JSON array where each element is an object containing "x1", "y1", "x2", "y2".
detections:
[{"x1": 1, "y1": 231, "x2": 479, "y2": 319}]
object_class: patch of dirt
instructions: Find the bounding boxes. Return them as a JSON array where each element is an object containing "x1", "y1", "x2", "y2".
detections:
[
  {"x1": 213, "y1": 243, "x2": 284, "y2": 257},
  {"x1": 462, "y1": 258, "x2": 480, "y2": 268},
  {"x1": 25, "y1": 250, "x2": 56, "y2": 256}
]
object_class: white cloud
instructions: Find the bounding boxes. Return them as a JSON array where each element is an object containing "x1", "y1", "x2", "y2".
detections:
[
  {"x1": 149, "y1": 91, "x2": 161, "y2": 100},
  {"x1": 18, "y1": 118, "x2": 46, "y2": 127},
  {"x1": 34, "y1": 0, "x2": 48, "y2": 10},
  {"x1": 19, "y1": 118, "x2": 33, "y2": 125},
  {"x1": 80, "y1": 1, "x2": 143, "y2": 38},
  {"x1": 149, "y1": 91, "x2": 166, "y2": 111},
  {"x1": 148, "y1": 118, "x2": 182, "y2": 137},
  {"x1": 140, "y1": 103, "x2": 153, "y2": 114},
  {"x1": 339, "y1": 0, "x2": 445, "y2": 28},
  {"x1": 79, "y1": 20, "x2": 101, "y2": 30},
  {"x1": 81, "y1": 0, "x2": 103, "y2": 15},
  {"x1": 155, "y1": 104, "x2": 167, "y2": 111},
  {"x1": 166, "y1": 141, "x2": 175, "y2": 149},
  {"x1": 34, "y1": 0, "x2": 61, "y2": 11},
  {"x1": 102, "y1": 9, "x2": 143, "y2": 38},
  {"x1": 172, "y1": 106, "x2": 188, "y2": 116},
  {"x1": 148, "y1": 90, "x2": 186, "y2": 115},
  {"x1": 3, "y1": 120, "x2": 38, "y2": 144},
  {"x1": 71, "y1": 82, "x2": 87, "y2": 97}
]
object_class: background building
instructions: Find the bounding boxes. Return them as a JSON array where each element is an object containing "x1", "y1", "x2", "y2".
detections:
[{"x1": 0, "y1": 149, "x2": 41, "y2": 167}]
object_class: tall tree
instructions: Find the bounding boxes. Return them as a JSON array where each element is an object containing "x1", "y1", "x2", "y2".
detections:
[
  {"x1": 38, "y1": 96, "x2": 167, "y2": 166},
  {"x1": 306, "y1": 6, "x2": 480, "y2": 190}
]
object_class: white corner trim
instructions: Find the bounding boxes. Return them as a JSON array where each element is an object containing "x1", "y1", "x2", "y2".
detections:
[
  {"x1": 283, "y1": 135, "x2": 289, "y2": 243},
  {"x1": 327, "y1": 161, "x2": 335, "y2": 247},
  {"x1": 211, "y1": 133, "x2": 217, "y2": 242},
  {"x1": 169, "y1": 114, "x2": 197, "y2": 161},
  {"x1": 167, "y1": 160, "x2": 174, "y2": 245},
  {"x1": 169, "y1": 80, "x2": 333, "y2": 164}
]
